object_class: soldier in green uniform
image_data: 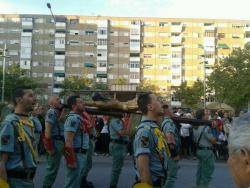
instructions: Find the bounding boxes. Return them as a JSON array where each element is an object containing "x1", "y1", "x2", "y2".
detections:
[
  {"x1": 64, "y1": 95, "x2": 89, "y2": 188},
  {"x1": 109, "y1": 114, "x2": 131, "y2": 188},
  {"x1": 133, "y1": 93, "x2": 170, "y2": 188},
  {"x1": 193, "y1": 109, "x2": 217, "y2": 188},
  {"x1": 43, "y1": 96, "x2": 65, "y2": 188},
  {"x1": 0, "y1": 86, "x2": 37, "y2": 188},
  {"x1": 161, "y1": 104, "x2": 181, "y2": 188}
]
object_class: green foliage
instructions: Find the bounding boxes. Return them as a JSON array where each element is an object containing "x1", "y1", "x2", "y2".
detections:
[
  {"x1": 60, "y1": 76, "x2": 92, "y2": 97},
  {"x1": 136, "y1": 80, "x2": 160, "y2": 93},
  {"x1": 207, "y1": 46, "x2": 250, "y2": 113},
  {"x1": 114, "y1": 77, "x2": 127, "y2": 85},
  {"x1": 174, "y1": 80, "x2": 204, "y2": 109},
  {"x1": 0, "y1": 65, "x2": 39, "y2": 102}
]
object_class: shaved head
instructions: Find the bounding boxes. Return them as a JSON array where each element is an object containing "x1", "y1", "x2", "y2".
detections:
[{"x1": 48, "y1": 96, "x2": 61, "y2": 108}]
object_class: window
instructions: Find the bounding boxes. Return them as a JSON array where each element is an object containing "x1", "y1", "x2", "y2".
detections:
[
  {"x1": 70, "y1": 19, "x2": 79, "y2": 24},
  {"x1": 144, "y1": 54, "x2": 152, "y2": 58},
  {"x1": 218, "y1": 33, "x2": 225, "y2": 39},
  {"x1": 204, "y1": 31, "x2": 215, "y2": 37},
  {"x1": 98, "y1": 39, "x2": 107, "y2": 45},
  {"x1": 130, "y1": 61, "x2": 140, "y2": 68},
  {"x1": 98, "y1": 29, "x2": 107, "y2": 35},
  {"x1": 85, "y1": 30, "x2": 95, "y2": 35},
  {"x1": 159, "y1": 54, "x2": 169, "y2": 59},
  {"x1": 130, "y1": 53, "x2": 140, "y2": 57},
  {"x1": 159, "y1": 22, "x2": 168, "y2": 27},
  {"x1": 98, "y1": 61, "x2": 107, "y2": 67}
]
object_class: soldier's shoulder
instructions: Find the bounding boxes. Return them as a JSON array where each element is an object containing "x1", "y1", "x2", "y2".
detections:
[{"x1": 4, "y1": 113, "x2": 19, "y2": 123}]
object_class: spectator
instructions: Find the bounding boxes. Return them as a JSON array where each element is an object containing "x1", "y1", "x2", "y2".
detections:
[{"x1": 180, "y1": 113, "x2": 192, "y2": 158}]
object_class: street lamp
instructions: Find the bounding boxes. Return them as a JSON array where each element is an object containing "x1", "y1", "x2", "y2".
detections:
[
  {"x1": 203, "y1": 60, "x2": 208, "y2": 109},
  {"x1": 46, "y1": 2, "x2": 55, "y2": 95},
  {"x1": 0, "y1": 43, "x2": 10, "y2": 103}
]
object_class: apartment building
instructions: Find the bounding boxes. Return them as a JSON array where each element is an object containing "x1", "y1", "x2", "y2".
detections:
[{"x1": 0, "y1": 14, "x2": 249, "y2": 101}]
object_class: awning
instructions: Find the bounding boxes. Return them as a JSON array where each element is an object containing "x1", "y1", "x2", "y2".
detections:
[
  {"x1": 217, "y1": 43, "x2": 229, "y2": 49},
  {"x1": 84, "y1": 63, "x2": 96, "y2": 68},
  {"x1": 96, "y1": 73, "x2": 107, "y2": 78}
]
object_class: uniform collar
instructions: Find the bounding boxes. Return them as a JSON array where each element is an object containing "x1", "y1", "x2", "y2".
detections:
[
  {"x1": 69, "y1": 111, "x2": 81, "y2": 118},
  {"x1": 140, "y1": 116, "x2": 159, "y2": 128}
]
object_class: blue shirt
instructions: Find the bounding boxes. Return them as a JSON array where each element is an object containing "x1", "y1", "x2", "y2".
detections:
[
  {"x1": 109, "y1": 117, "x2": 129, "y2": 141},
  {"x1": 161, "y1": 117, "x2": 181, "y2": 153},
  {"x1": 64, "y1": 112, "x2": 89, "y2": 149},
  {"x1": 30, "y1": 116, "x2": 42, "y2": 133},
  {"x1": 0, "y1": 114, "x2": 37, "y2": 170},
  {"x1": 133, "y1": 116, "x2": 168, "y2": 182},
  {"x1": 45, "y1": 108, "x2": 64, "y2": 137}
]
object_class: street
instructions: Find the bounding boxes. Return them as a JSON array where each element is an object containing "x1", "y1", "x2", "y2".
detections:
[{"x1": 34, "y1": 156, "x2": 236, "y2": 188}]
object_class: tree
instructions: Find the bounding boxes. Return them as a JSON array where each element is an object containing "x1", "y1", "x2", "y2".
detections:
[
  {"x1": 136, "y1": 80, "x2": 160, "y2": 93},
  {"x1": 114, "y1": 77, "x2": 127, "y2": 85},
  {"x1": 60, "y1": 76, "x2": 92, "y2": 97},
  {"x1": 207, "y1": 45, "x2": 250, "y2": 113},
  {"x1": 0, "y1": 65, "x2": 39, "y2": 102},
  {"x1": 174, "y1": 80, "x2": 204, "y2": 109}
]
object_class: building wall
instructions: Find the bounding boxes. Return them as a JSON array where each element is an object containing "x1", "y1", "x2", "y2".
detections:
[{"x1": 0, "y1": 14, "x2": 249, "y2": 97}]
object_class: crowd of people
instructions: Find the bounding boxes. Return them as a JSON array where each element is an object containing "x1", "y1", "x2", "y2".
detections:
[{"x1": 0, "y1": 86, "x2": 248, "y2": 188}]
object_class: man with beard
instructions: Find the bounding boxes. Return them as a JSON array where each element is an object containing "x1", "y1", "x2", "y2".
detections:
[
  {"x1": 0, "y1": 86, "x2": 37, "y2": 187},
  {"x1": 133, "y1": 93, "x2": 170, "y2": 187},
  {"x1": 64, "y1": 95, "x2": 89, "y2": 188},
  {"x1": 43, "y1": 96, "x2": 65, "y2": 188}
]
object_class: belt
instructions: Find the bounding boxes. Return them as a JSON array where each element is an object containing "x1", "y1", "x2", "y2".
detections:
[
  {"x1": 153, "y1": 178, "x2": 165, "y2": 187},
  {"x1": 7, "y1": 168, "x2": 36, "y2": 180},
  {"x1": 198, "y1": 146, "x2": 213, "y2": 150},
  {"x1": 52, "y1": 135, "x2": 64, "y2": 141},
  {"x1": 74, "y1": 148, "x2": 87, "y2": 154},
  {"x1": 111, "y1": 139, "x2": 128, "y2": 145},
  {"x1": 89, "y1": 135, "x2": 95, "y2": 140}
]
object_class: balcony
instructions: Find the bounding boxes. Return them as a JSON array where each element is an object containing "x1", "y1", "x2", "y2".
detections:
[
  {"x1": 129, "y1": 79, "x2": 140, "y2": 84},
  {"x1": 55, "y1": 33, "x2": 66, "y2": 38},
  {"x1": 171, "y1": 36, "x2": 182, "y2": 44},
  {"x1": 54, "y1": 66, "x2": 65, "y2": 72},
  {"x1": 130, "y1": 68, "x2": 140, "y2": 73},
  {"x1": 204, "y1": 37, "x2": 215, "y2": 46},
  {"x1": 245, "y1": 38, "x2": 250, "y2": 43},
  {"x1": 171, "y1": 46, "x2": 182, "y2": 52},
  {"x1": 130, "y1": 34, "x2": 140, "y2": 40},
  {"x1": 204, "y1": 46, "x2": 215, "y2": 53},
  {"x1": 97, "y1": 67, "x2": 107, "y2": 72},
  {"x1": 171, "y1": 57, "x2": 182, "y2": 63},
  {"x1": 245, "y1": 27, "x2": 250, "y2": 32},
  {"x1": 97, "y1": 45, "x2": 107, "y2": 50},
  {"x1": 21, "y1": 32, "x2": 32, "y2": 37},
  {"x1": 204, "y1": 25, "x2": 215, "y2": 31},
  {"x1": 53, "y1": 88, "x2": 63, "y2": 93},
  {"x1": 22, "y1": 21, "x2": 33, "y2": 28},
  {"x1": 130, "y1": 45, "x2": 140, "y2": 52},
  {"x1": 171, "y1": 25, "x2": 183, "y2": 33},
  {"x1": 56, "y1": 22, "x2": 66, "y2": 29},
  {"x1": 55, "y1": 55, "x2": 65, "y2": 60},
  {"x1": 55, "y1": 77, "x2": 65, "y2": 82},
  {"x1": 171, "y1": 79, "x2": 182, "y2": 86}
]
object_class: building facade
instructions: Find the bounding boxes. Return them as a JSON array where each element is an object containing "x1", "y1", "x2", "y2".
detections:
[{"x1": 0, "y1": 14, "x2": 250, "y2": 101}]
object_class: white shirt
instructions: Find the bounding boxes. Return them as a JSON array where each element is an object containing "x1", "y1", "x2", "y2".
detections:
[
  {"x1": 180, "y1": 123, "x2": 192, "y2": 137},
  {"x1": 101, "y1": 124, "x2": 109, "y2": 134}
]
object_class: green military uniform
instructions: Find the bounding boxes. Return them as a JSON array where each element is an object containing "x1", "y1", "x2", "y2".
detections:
[
  {"x1": 193, "y1": 125, "x2": 215, "y2": 188},
  {"x1": 64, "y1": 112, "x2": 89, "y2": 188},
  {"x1": 134, "y1": 116, "x2": 170, "y2": 188},
  {"x1": 109, "y1": 117, "x2": 129, "y2": 188},
  {"x1": 161, "y1": 117, "x2": 181, "y2": 188},
  {"x1": 0, "y1": 114, "x2": 37, "y2": 188},
  {"x1": 43, "y1": 108, "x2": 64, "y2": 188},
  {"x1": 81, "y1": 128, "x2": 96, "y2": 188}
]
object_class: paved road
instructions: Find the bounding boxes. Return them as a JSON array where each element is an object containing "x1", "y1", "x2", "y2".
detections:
[{"x1": 34, "y1": 156, "x2": 236, "y2": 188}]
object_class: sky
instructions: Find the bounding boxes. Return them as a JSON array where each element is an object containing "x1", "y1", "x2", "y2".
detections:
[{"x1": 1, "y1": 0, "x2": 250, "y2": 20}]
